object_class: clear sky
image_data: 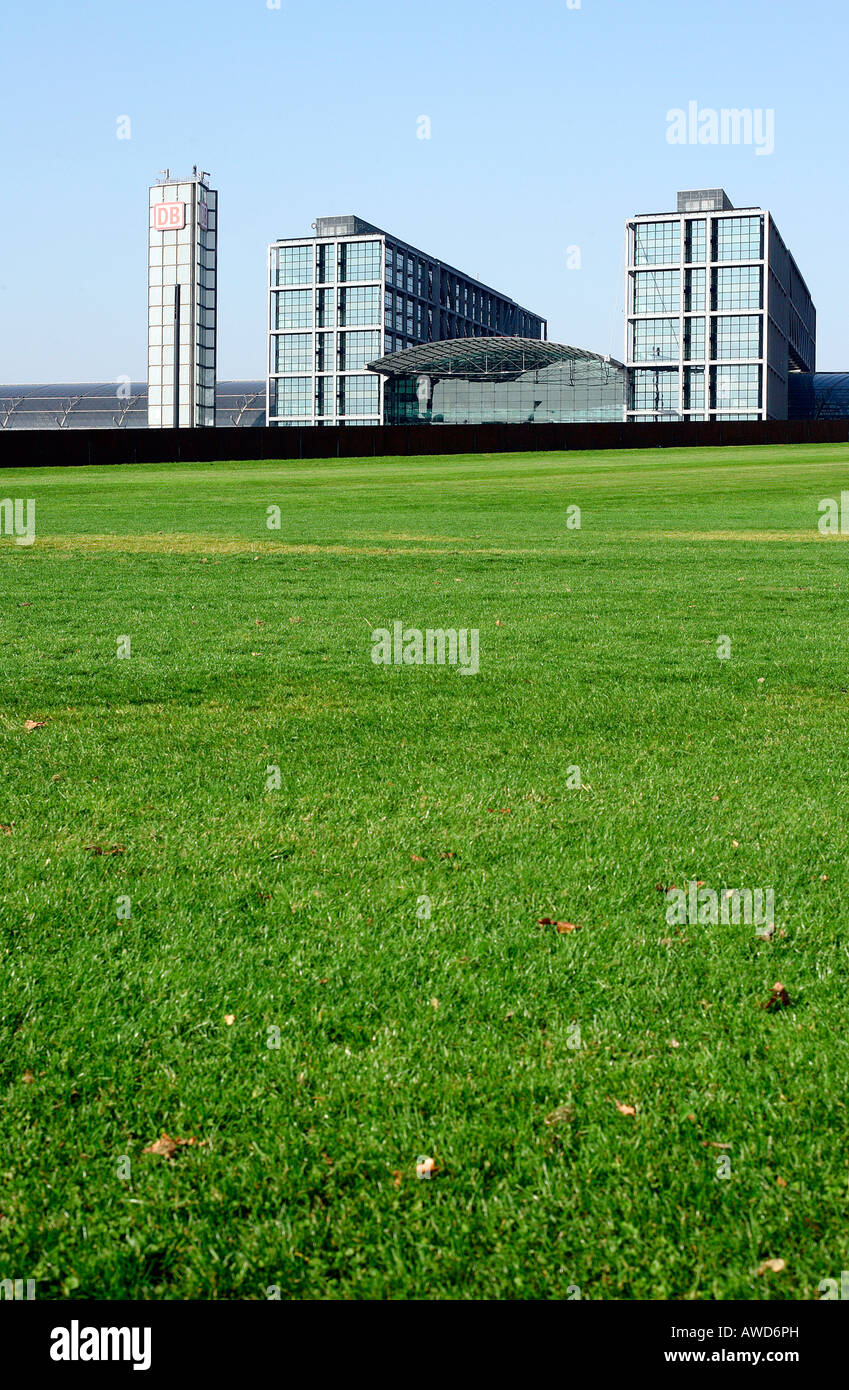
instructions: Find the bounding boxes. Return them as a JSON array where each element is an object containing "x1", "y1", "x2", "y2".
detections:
[{"x1": 1, "y1": 0, "x2": 845, "y2": 381}]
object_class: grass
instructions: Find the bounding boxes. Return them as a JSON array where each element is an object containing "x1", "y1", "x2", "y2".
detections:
[{"x1": 1, "y1": 441, "x2": 849, "y2": 1300}]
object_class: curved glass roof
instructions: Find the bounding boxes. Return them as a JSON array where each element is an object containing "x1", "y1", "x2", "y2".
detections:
[
  {"x1": 368, "y1": 337, "x2": 623, "y2": 380},
  {"x1": 0, "y1": 383, "x2": 267, "y2": 428}
]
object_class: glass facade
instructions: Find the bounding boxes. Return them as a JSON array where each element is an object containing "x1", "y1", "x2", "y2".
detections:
[
  {"x1": 713, "y1": 314, "x2": 761, "y2": 360},
  {"x1": 633, "y1": 270, "x2": 680, "y2": 314},
  {"x1": 379, "y1": 345, "x2": 625, "y2": 426},
  {"x1": 632, "y1": 318, "x2": 680, "y2": 362},
  {"x1": 267, "y1": 218, "x2": 547, "y2": 426},
  {"x1": 633, "y1": 221, "x2": 679, "y2": 265},
  {"x1": 712, "y1": 364, "x2": 761, "y2": 410},
  {"x1": 715, "y1": 216, "x2": 763, "y2": 262},
  {"x1": 626, "y1": 194, "x2": 812, "y2": 421}
]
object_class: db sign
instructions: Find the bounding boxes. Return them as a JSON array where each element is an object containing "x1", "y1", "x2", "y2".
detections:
[{"x1": 153, "y1": 202, "x2": 185, "y2": 231}]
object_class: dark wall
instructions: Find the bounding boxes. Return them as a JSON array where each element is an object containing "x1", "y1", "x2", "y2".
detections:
[{"x1": 1, "y1": 418, "x2": 848, "y2": 467}]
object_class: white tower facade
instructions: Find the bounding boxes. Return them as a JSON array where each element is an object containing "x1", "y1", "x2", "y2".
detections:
[{"x1": 148, "y1": 169, "x2": 217, "y2": 428}]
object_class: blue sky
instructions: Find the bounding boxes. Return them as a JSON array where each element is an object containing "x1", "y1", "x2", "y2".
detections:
[{"x1": 1, "y1": 0, "x2": 845, "y2": 381}]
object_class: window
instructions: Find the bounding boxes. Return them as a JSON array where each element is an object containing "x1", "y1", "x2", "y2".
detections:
[
  {"x1": 713, "y1": 315, "x2": 761, "y2": 360},
  {"x1": 316, "y1": 289, "x2": 334, "y2": 327},
  {"x1": 315, "y1": 376, "x2": 334, "y2": 417},
  {"x1": 338, "y1": 330, "x2": 382, "y2": 370},
  {"x1": 685, "y1": 219, "x2": 706, "y2": 263},
  {"x1": 715, "y1": 216, "x2": 763, "y2": 262},
  {"x1": 338, "y1": 374, "x2": 379, "y2": 415},
  {"x1": 271, "y1": 376, "x2": 311, "y2": 417},
  {"x1": 317, "y1": 243, "x2": 335, "y2": 284},
  {"x1": 633, "y1": 270, "x2": 680, "y2": 314},
  {"x1": 275, "y1": 289, "x2": 312, "y2": 329},
  {"x1": 338, "y1": 285, "x2": 380, "y2": 326},
  {"x1": 275, "y1": 245, "x2": 313, "y2": 285},
  {"x1": 631, "y1": 317, "x2": 680, "y2": 362},
  {"x1": 685, "y1": 267, "x2": 706, "y2": 312},
  {"x1": 712, "y1": 364, "x2": 761, "y2": 409},
  {"x1": 684, "y1": 317, "x2": 705, "y2": 361},
  {"x1": 684, "y1": 366, "x2": 705, "y2": 410},
  {"x1": 338, "y1": 240, "x2": 381, "y2": 282},
  {"x1": 274, "y1": 333, "x2": 311, "y2": 372},
  {"x1": 714, "y1": 266, "x2": 762, "y2": 310},
  {"x1": 633, "y1": 221, "x2": 679, "y2": 266},
  {"x1": 315, "y1": 332, "x2": 334, "y2": 371},
  {"x1": 630, "y1": 368, "x2": 679, "y2": 411}
]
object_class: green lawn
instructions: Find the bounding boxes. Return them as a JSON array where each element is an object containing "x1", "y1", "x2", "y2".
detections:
[{"x1": 2, "y1": 442, "x2": 849, "y2": 1300}]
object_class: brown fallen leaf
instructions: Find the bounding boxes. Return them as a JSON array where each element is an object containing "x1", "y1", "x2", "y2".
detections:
[
  {"x1": 0, "y1": 824, "x2": 13, "y2": 835},
  {"x1": 556, "y1": 921, "x2": 582, "y2": 934},
  {"x1": 415, "y1": 1155, "x2": 438, "y2": 1179},
  {"x1": 756, "y1": 1258, "x2": 786, "y2": 1275},
  {"x1": 24, "y1": 719, "x2": 47, "y2": 732},
  {"x1": 410, "y1": 854, "x2": 425, "y2": 863},
  {"x1": 762, "y1": 981, "x2": 791, "y2": 1012},
  {"x1": 777, "y1": 1176, "x2": 787, "y2": 1188},
  {"x1": 703, "y1": 1140, "x2": 732, "y2": 1149},
  {"x1": 614, "y1": 1099, "x2": 636, "y2": 1117},
  {"x1": 224, "y1": 1014, "x2": 235, "y2": 1026},
  {"x1": 392, "y1": 1170, "x2": 402, "y2": 1190},
  {"x1": 22, "y1": 1070, "x2": 35, "y2": 1084},
  {"x1": 142, "y1": 1133, "x2": 199, "y2": 1160}
]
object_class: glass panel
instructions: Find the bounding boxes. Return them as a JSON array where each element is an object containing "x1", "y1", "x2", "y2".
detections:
[
  {"x1": 714, "y1": 266, "x2": 762, "y2": 310},
  {"x1": 633, "y1": 270, "x2": 680, "y2": 314},
  {"x1": 275, "y1": 289, "x2": 313, "y2": 329},
  {"x1": 275, "y1": 245, "x2": 313, "y2": 285},
  {"x1": 714, "y1": 216, "x2": 763, "y2": 261},
  {"x1": 337, "y1": 240, "x2": 381, "y2": 282},
  {"x1": 274, "y1": 333, "x2": 312, "y2": 372},
  {"x1": 631, "y1": 317, "x2": 680, "y2": 362},
  {"x1": 632, "y1": 221, "x2": 679, "y2": 266},
  {"x1": 713, "y1": 315, "x2": 762, "y2": 360}
]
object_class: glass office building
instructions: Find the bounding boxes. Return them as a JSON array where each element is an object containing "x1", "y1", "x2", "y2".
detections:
[
  {"x1": 148, "y1": 169, "x2": 217, "y2": 428},
  {"x1": 267, "y1": 216, "x2": 546, "y2": 427},
  {"x1": 369, "y1": 338, "x2": 625, "y2": 425},
  {"x1": 625, "y1": 190, "x2": 816, "y2": 421}
]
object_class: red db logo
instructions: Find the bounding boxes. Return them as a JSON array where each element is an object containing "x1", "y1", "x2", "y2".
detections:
[{"x1": 153, "y1": 202, "x2": 185, "y2": 231}]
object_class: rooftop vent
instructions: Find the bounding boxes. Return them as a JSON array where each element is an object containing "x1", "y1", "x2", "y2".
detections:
[{"x1": 677, "y1": 189, "x2": 734, "y2": 213}]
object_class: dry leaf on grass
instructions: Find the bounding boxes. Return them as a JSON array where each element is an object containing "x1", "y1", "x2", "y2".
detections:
[
  {"x1": 0, "y1": 824, "x2": 13, "y2": 835},
  {"x1": 224, "y1": 1014, "x2": 235, "y2": 1026},
  {"x1": 24, "y1": 719, "x2": 47, "y2": 732},
  {"x1": 142, "y1": 1133, "x2": 200, "y2": 1160},
  {"x1": 762, "y1": 981, "x2": 791, "y2": 1012},
  {"x1": 538, "y1": 918, "x2": 582, "y2": 933},
  {"x1": 756, "y1": 1258, "x2": 786, "y2": 1275},
  {"x1": 614, "y1": 1099, "x2": 637, "y2": 1117},
  {"x1": 22, "y1": 1070, "x2": 35, "y2": 1084},
  {"x1": 415, "y1": 1156, "x2": 438, "y2": 1179},
  {"x1": 410, "y1": 854, "x2": 425, "y2": 863}
]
